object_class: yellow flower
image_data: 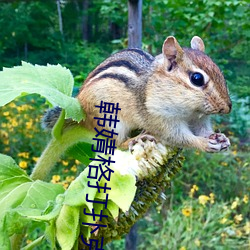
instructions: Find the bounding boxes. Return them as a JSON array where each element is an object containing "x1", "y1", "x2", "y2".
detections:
[
  {"x1": 3, "y1": 138, "x2": 9, "y2": 145},
  {"x1": 194, "y1": 238, "x2": 201, "y2": 247},
  {"x1": 234, "y1": 214, "x2": 243, "y2": 224},
  {"x1": 51, "y1": 175, "x2": 61, "y2": 183},
  {"x1": 221, "y1": 162, "x2": 228, "y2": 167},
  {"x1": 209, "y1": 193, "x2": 215, "y2": 204},
  {"x1": 231, "y1": 198, "x2": 240, "y2": 209},
  {"x1": 198, "y1": 195, "x2": 210, "y2": 206},
  {"x1": 17, "y1": 105, "x2": 30, "y2": 112},
  {"x1": 62, "y1": 160, "x2": 69, "y2": 166},
  {"x1": 66, "y1": 176, "x2": 75, "y2": 182},
  {"x1": 179, "y1": 247, "x2": 186, "y2": 250},
  {"x1": 70, "y1": 165, "x2": 77, "y2": 172},
  {"x1": 9, "y1": 102, "x2": 16, "y2": 108},
  {"x1": 19, "y1": 161, "x2": 28, "y2": 169},
  {"x1": 235, "y1": 157, "x2": 242, "y2": 163},
  {"x1": 11, "y1": 119, "x2": 18, "y2": 127},
  {"x1": 63, "y1": 182, "x2": 69, "y2": 189},
  {"x1": 244, "y1": 221, "x2": 250, "y2": 234},
  {"x1": 26, "y1": 121, "x2": 33, "y2": 129},
  {"x1": 0, "y1": 130, "x2": 8, "y2": 138},
  {"x1": 243, "y1": 195, "x2": 248, "y2": 204},
  {"x1": 220, "y1": 217, "x2": 228, "y2": 224},
  {"x1": 236, "y1": 229, "x2": 243, "y2": 237},
  {"x1": 75, "y1": 159, "x2": 81, "y2": 165},
  {"x1": 18, "y1": 152, "x2": 30, "y2": 159},
  {"x1": 32, "y1": 157, "x2": 39, "y2": 162},
  {"x1": 232, "y1": 150, "x2": 237, "y2": 156},
  {"x1": 189, "y1": 184, "x2": 199, "y2": 197},
  {"x1": 27, "y1": 134, "x2": 33, "y2": 139},
  {"x1": 3, "y1": 111, "x2": 9, "y2": 116},
  {"x1": 221, "y1": 232, "x2": 227, "y2": 238},
  {"x1": 182, "y1": 207, "x2": 192, "y2": 217},
  {"x1": 4, "y1": 147, "x2": 10, "y2": 152}
]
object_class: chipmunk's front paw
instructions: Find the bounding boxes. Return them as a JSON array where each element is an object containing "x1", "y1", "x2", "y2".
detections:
[
  {"x1": 129, "y1": 134, "x2": 156, "y2": 152},
  {"x1": 206, "y1": 133, "x2": 230, "y2": 152}
]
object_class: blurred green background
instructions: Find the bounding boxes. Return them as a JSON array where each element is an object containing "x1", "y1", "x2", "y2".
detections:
[{"x1": 0, "y1": 0, "x2": 249, "y2": 249}]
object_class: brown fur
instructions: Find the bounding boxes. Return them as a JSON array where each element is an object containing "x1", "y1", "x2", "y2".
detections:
[{"x1": 77, "y1": 36, "x2": 231, "y2": 152}]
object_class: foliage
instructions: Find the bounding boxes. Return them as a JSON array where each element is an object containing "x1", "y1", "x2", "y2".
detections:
[
  {"x1": 61, "y1": 42, "x2": 111, "y2": 86},
  {"x1": 0, "y1": 155, "x2": 65, "y2": 249},
  {"x1": 0, "y1": 0, "x2": 249, "y2": 249},
  {"x1": 0, "y1": 151, "x2": 137, "y2": 249},
  {"x1": 173, "y1": 146, "x2": 250, "y2": 203},
  {"x1": 0, "y1": 96, "x2": 47, "y2": 172},
  {"x1": 214, "y1": 97, "x2": 250, "y2": 140},
  {"x1": 0, "y1": 0, "x2": 249, "y2": 98},
  {"x1": 138, "y1": 193, "x2": 249, "y2": 249},
  {"x1": 134, "y1": 140, "x2": 250, "y2": 249},
  {"x1": 0, "y1": 62, "x2": 84, "y2": 121}
]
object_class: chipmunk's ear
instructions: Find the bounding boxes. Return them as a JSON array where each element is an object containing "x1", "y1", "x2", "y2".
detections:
[
  {"x1": 191, "y1": 36, "x2": 205, "y2": 52},
  {"x1": 162, "y1": 36, "x2": 184, "y2": 63}
]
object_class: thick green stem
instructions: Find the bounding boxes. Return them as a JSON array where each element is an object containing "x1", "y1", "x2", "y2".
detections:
[{"x1": 30, "y1": 125, "x2": 95, "y2": 181}]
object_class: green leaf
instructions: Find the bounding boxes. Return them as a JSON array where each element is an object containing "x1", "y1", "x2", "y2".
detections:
[
  {"x1": 0, "y1": 62, "x2": 84, "y2": 121},
  {"x1": 66, "y1": 142, "x2": 96, "y2": 166},
  {"x1": 20, "y1": 180, "x2": 64, "y2": 212},
  {"x1": 56, "y1": 205, "x2": 80, "y2": 250},
  {"x1": 0, "y1": 232, "x2": 10, "y2": 250},
  {"x1": 64, "y1": 168, "x2": 97, "y2": 210},
  {"x1": 0, "y1": 154, "x2": 30, "y2": 181},
  {"x1": 0, "y1": 182, "x2": 32, "y2": 215},
  {"x1": 45, "y1": 220, "x2": 56, "y2": 249},
  {"x1": 107, "y1": 200, "x2": 119, "y2": 219},
  {"x1": 0, "y1": 181, "x2": 64, "y2": 237},
  {"x1": 80, "y1": 203, "x2": 104, "y2": 225},
  {"x1": 26, "y1": 200, "x2": 63, "y2": 221},
  {"x1": 0, "y1": 182, "x2": 33, "y2": 247},
  {"x1": 0, "y1": 154, "x2": 65, "y2": 243},
  {"x1": 0, "y1": 176, "x2": 31, "y2": 201},
  {"x1": 3, "y1": 210, "x2": 31, "y2": 238},
  {"x1": 97, "y1": 170, "x2": 136, "y2": 212}
]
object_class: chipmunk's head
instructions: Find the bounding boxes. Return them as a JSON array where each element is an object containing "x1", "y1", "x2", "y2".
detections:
[{"x1": 158, "y1": 36, "x2": 232, "y2": 115}]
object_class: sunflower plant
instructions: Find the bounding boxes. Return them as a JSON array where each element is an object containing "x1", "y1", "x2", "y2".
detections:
[{"x1": 0, "y1": 62, "x2": 182, "y2": 249}]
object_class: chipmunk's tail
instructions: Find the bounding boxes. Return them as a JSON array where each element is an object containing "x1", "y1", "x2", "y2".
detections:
[{"x1": 41, "y1": 106, "x2": 62, "y2": 130}]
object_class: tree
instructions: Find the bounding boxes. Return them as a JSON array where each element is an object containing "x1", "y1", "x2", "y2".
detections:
[{"x1": 128, "y1": 0, "x2": 142, "y2": 48}]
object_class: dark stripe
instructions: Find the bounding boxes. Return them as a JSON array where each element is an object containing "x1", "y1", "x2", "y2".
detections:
[
  {"x1": 124, "y1": 48, "x2": 154, "y2": 62},
  {"x1": 91, "y1": 60, "x2": 140, "y2": 79},
  {"x1": 96, "y1": 73, "x2": 130, "y2": 85}
]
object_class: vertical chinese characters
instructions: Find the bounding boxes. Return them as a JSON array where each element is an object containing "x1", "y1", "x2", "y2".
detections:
[{"x1": 81, "y1": 101, "x2": 121, "y2": 249}]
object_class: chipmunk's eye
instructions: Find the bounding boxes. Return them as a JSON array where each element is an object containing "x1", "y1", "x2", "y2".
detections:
[{"x1": 190, "y1": 72, "x2": 204, "y2": 87}]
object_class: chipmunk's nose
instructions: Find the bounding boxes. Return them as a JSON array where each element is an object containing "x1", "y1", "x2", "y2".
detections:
[{"x1": 219, "y1": 101, "x2": 232, "y2": 114}]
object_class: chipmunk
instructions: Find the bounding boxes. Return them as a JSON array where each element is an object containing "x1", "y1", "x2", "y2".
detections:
[{"x1": 44, "y1": 36, "x2": 232, "y2": 153}]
